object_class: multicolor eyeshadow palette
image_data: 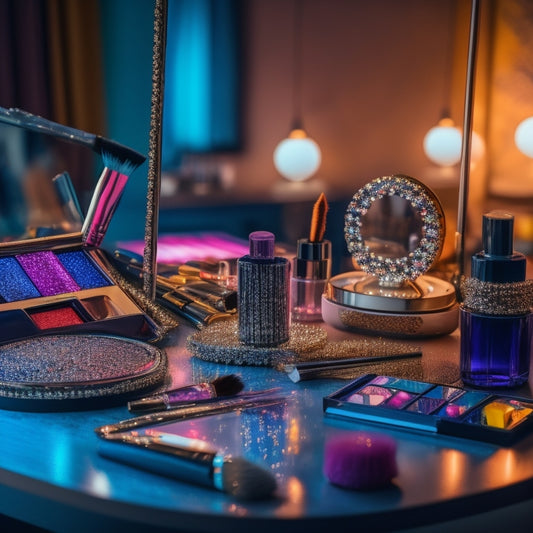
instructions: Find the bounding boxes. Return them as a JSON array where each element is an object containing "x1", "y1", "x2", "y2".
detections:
[
  {"x1": 323, "y1": 374, "x2": 533, "y2": 445},
  {"x1": 0, "y1": 246, "x2": 158, "y2": 344}
]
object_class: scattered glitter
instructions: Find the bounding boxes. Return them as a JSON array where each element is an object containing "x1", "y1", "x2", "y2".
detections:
[
  {"x1": 187, "y1": 317, "x2": 327, "y2": 366},
  {"x1": 0, "y1": 334, "x2": 167, "y2": 404}
]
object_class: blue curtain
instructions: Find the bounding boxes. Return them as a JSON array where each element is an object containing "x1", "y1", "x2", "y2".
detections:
[{"x1": 162, "y1": 0, "x2": 241, "y2": 167}]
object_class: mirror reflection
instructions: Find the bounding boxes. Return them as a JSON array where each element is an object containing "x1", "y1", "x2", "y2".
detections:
[
  {"x1": 0, "y1": 124, "x2": 96, "y2": 243},
  {"x1": 360, "y1": 196, "x2": 423, "y2": 260}
]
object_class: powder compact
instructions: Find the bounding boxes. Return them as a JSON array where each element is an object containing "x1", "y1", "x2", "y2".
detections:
[
  {"x1": 324, "y1": 374, "x2": 533, "y2": 446},
  {"x1": 322, "y1": 174, "x2": 459, "y2": 338},
  {"x1": 0, "y1": 108, "x2": 166, "y2": 410}
]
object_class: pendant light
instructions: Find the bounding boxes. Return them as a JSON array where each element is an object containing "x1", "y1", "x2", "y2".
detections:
[
  {"x1": 515, "y1": 116, "x2": 533, "y2": 158},
  {"x1": 273, "y1": 0, "x2": 321, "y2": 182}
]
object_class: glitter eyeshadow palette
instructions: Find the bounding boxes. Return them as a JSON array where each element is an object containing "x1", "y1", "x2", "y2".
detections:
[
  {"x1": 324, "y1": 374, "x2": 533, "y2": 446},
  {"x1": 0, "y1": 108, "x2": 159, "y2": 345},
  {"x1": 0, "y1": 247, "x2": 157, "y2": 343}
]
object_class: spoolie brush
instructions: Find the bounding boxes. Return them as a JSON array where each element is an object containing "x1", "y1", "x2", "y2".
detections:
[
  {"x1": 98, "y1": 431, "x2": 277, "y2": 500},
  {"x1": 127, "y1": 374, "x2": 245, "y2": 413}
]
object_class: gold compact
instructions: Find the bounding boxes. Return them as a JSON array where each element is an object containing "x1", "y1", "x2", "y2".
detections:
[{"x1": 322, "y1": 174, "x2": 458, "y2": 338}]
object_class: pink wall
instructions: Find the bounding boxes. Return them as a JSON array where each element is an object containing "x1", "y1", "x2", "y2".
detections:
[{"x1": 224, "y1": 0, "x2": 458, "y2": 199}]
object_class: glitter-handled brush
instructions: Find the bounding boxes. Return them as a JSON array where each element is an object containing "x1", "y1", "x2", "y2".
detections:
[
  {"x1": 127, "y1": 374, "x2": 244, "y2": 413},
  {"x1": 96, "y1": 393, "x2": 284, "y2": 436}
]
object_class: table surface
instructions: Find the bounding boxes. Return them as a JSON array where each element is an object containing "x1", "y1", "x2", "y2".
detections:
[{"x1": 0, "y1": 322, "x2": 532, "y2": 533}]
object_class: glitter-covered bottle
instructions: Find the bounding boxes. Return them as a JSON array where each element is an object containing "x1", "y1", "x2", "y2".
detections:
[
  {"x1": 238, "y1": 231, "x2": 290, "y2": 346},
  {"x1": 460, "y1": 211, "x2": 533, "y2": 388}
]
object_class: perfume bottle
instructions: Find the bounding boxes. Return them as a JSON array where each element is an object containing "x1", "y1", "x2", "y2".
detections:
[
  {"x1": 460, "y1": 211, "x2": 533, "y2": 388},
  {"x1": 291, "y1": 192, "x2": 331, "y2": 322},
  {"x1": 238, "y1": 231, "x2": 290, "y2": 346},
  {"x1": 291, "y1": 239, "x2": 331, "y2": 321}
]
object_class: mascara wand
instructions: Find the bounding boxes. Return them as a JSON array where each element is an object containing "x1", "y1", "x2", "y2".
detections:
[{"x1": 98, "y1": 432, "x2": 277, "y2": 501}]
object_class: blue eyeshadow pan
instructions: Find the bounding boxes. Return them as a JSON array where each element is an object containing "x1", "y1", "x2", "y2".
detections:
[
  {"x1": 57, "y1": 251, "x2": 110, "y2": 289},
  {"x1": 0, "y1": 256, "x2": 40, "y2": 302}
]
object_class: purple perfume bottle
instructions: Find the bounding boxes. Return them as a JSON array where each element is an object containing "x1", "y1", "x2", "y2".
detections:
[
  {"x1": 238, "y1": 231, "x2": 290, "y2": 346},
  {"x1": 460, "y1": 211, "x2": 532, "y2": 388}
]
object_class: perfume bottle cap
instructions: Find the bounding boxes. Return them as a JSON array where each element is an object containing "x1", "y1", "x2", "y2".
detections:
[
  {"x1": 483, "y1": 211, "x2": 513, "y2": 256},
  {"x1": 471, "y1": 210, "x2": 526, "y2": 283},
  {"x1": 249, "y1": 231, "x2": 275, "y2": 260},
  {"x1": 294, "y1": 239, "x2": 332, "y2": 279}
]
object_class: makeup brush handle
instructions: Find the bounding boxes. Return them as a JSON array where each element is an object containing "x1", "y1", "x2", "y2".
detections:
[{"x1": 98, "y1": 439, "x2": 220, "y2": 490}]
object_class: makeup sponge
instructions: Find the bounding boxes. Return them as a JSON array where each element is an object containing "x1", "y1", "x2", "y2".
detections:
[{"x1": 324, "y1": 432, "x2": 398, "y2": 490}]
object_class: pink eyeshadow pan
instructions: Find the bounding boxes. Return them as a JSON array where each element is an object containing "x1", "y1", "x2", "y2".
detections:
[
  {"x1": 16, "y1": 251, "x2": 80, "y2": 296},
  {"x1": 29, "y1": 307, "x2": 84, "y2": 330}
]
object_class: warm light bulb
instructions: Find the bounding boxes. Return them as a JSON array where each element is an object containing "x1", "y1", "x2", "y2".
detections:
[
  {"x1": 515, "y1": 117, "x2": 533, "y2": 158},
  {"x1": 273, "y1": 129, "x2": 321, "y2": 182},
  {"x1": 423, "y1": 118, "x2": 485, "y2": 167},
  {"x1": 423, "y1": 118, "x2": 462, "y2": 166}
]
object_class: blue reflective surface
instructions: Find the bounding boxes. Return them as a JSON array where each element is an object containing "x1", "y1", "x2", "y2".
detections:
[{"x1": 0, "y1": 326, "x2": 532, "y2": 532}]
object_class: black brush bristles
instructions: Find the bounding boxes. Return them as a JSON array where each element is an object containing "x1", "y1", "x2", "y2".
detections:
[
  {"x1": 221, "y1": 457, "x2": 277, "y2": 500},
  {"x1": 212, "y1": 374, "x2": 245, "y2": 397},
  {"x1": 95, "y1": 136, "x2": 146, "y2": 174}
]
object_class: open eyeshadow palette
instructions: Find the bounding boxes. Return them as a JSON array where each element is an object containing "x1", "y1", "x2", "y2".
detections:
[
  {"x1": 0, "y1": 108, "x2": 159, "y2": 345},
  {"x1": 0, "y1": 247, "x2": 157, "y2": 343},
  {"x1": 324, "y1": 374, "x2": 533, "y2": 446}
]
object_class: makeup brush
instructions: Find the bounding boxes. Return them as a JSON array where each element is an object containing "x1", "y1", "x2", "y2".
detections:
[
  {"x1": 128, "y1": 374, "x2": 245, "y2": 413},
  {"x1": 98, "y1": 431, "x2": 278, "y2": 500},
  {"x1": 82, "y1": 146, "x2": 146, "y2": 247}
]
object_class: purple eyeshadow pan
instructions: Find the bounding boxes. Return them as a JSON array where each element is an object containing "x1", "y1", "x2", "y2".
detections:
[
  {"x1": 0, "y1": 256, "x2": 41, "y2": 302},
  {"x1": 16, "y1": 251, "x2": 80, "y2": 296}
]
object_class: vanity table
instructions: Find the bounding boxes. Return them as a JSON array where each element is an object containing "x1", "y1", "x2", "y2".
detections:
[{"x1": 0, "y1": 323, "x2": 532, "y2": 533}]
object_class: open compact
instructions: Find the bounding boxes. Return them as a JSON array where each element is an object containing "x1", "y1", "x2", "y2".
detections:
[
  {"x1": 322, "y1": 174, "x2": 458, "y2": 337},
  {"x1": 0, "y1": 108, "x2": 167, "y2": 410}
]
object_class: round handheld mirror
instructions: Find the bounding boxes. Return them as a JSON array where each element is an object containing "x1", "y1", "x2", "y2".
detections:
[{"x1": 323, "y1": 174, "x2": 458, "y2": 338}]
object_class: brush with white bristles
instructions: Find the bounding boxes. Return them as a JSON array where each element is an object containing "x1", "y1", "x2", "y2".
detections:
[{"x1": 98, "y1": 431, "x2": 277, "y2": 501}]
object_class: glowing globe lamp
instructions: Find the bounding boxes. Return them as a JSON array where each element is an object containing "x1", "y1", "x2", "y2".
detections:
[
  {"x1": 515, "y1": 117, "x2": 533, "y2": 158},
  {"x1": 423, "y1": 118, "x2": 462, "y2": 166},
  {"x1": 273, "y1": 129, "x2": 321, "y2": 182}
]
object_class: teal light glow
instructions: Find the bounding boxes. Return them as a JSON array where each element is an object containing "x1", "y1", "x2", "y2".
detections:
[{"x1": 162, "y1": 0, "x2": 241, "y2": 166}]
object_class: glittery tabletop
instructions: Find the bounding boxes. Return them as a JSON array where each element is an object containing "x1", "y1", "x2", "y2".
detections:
[{"x1": 187, "y1": 318, "x2": 328, "y2": 366}]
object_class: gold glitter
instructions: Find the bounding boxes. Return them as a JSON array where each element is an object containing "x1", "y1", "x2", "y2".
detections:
[
  {"x1": 339, "y1": 309, "x2": 424, "y2": 336},
  {"x1": 187, "y1": 317, "x2": 327, "y2": 366},
  {"x1": 461, "y1": 277, "x2": 533, "y2": 315}
]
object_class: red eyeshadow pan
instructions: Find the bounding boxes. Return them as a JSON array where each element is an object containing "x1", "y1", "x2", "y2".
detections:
[{"x1": 29, "y1": 307, "x2": 84, "y2": 330}]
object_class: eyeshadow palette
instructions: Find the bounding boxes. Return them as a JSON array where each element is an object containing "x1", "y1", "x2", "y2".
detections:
[
  {"x1": 324, "y1": 374, "x2": 533, "y2": 445},
  {"x1": 0, "y1": 245, "x2": 158, "y2": 344}
]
